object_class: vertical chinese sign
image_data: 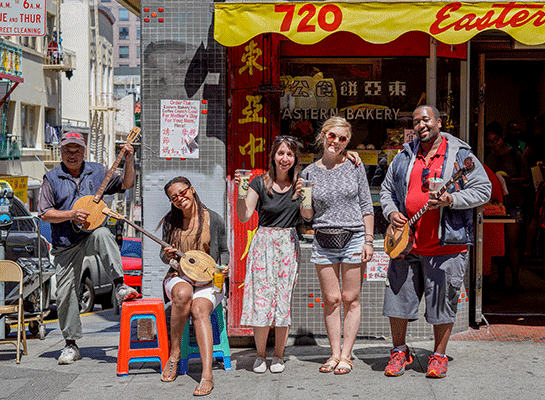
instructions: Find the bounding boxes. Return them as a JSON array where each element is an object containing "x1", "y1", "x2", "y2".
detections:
[
  {"x1": 227, "y1": 34, "x2": 280, "y2": 335},
  {"x1": 160, "y1": 100, "x2": 200, "y2": 158}
]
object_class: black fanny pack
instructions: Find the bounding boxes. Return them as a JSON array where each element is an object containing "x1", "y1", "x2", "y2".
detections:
[{"x1": 315, "y1": 228, "x2": 354, "y2": 249}]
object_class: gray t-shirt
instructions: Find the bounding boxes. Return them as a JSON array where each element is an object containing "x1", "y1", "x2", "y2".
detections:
[{"x1": 302, "y1": 160, "x2": 373, "y2": 231}]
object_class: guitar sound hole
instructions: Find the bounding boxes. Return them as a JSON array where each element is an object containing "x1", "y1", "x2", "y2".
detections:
[{"x1": 189, "y1": 258, "x2": 196, "y2": 264}]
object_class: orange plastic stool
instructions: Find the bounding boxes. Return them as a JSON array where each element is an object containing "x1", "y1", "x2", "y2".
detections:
[{"x1": 117, "y1": 298, "x2": 169, "y2": 376}]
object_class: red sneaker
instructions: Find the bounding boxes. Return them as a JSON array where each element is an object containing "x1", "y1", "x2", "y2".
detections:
[
  {"x1": 426, "y1": 354, "x2": 448, "y2": 378},
  {"x1": 384, "y1": 348, "x2": 414, "y2": 377}
]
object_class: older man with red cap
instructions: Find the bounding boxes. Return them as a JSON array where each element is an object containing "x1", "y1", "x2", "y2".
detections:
[{"x1": 38, "y1": 131, "x2": 138, "y2": 365}]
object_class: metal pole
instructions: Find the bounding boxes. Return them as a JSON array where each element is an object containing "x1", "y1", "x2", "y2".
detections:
[
  {"x1": 427, "y1": 37, "x2": 438, "y2": 107},
  {"x1": 0, "y1": 241, "x2": 5, "y2": 339}
]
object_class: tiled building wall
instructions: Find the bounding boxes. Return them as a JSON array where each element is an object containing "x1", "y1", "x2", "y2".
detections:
[
  {"x1": 292, "y1": 245, "x2": 470, "y2": 339},
  {"x1": 140, "y1": 0, "x2": 227, "y2": 298}
]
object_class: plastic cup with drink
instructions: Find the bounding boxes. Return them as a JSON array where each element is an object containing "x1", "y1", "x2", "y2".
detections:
[
  {"x1": 428, "y1": 176, "x2": 443, "y2": 198},
  {"x1": 213, "y1": 264, "x2": 227, "y2": 293},
  {"x1": 237, "y1": 169, "x2": 251, "y2": 199},
  {"x1": 301, "y1": 180, "x2": 312, "y2": 209}
]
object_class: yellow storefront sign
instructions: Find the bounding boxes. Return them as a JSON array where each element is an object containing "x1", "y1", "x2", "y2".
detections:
[
  {"x1": 0, "y1": 175, "x2": 28, "y2": 203},
  {"x1": 356, "y1": 150, "x2": 378, "y2": 166},
  {"x1": 215, "y1": 2, "x2": 545, "y2": 47}
]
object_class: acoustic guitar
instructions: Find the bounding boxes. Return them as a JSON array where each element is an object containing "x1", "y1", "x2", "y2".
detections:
[
  {"x1": 101, "y1": 207, "x2": 219, "y2": 283},
  {"x1": 384, "y1": 157, "x2": 476, "y2": 259},
  {"x1": 72, "y1": 127, "x2": 140, "y2": 231}
]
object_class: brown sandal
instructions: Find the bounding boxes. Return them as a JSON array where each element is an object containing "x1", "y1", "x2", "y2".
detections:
[
  {"x1": 334, "y1": 357, "x2": 353, "y2": 375},
  {"x1": 160, "y1": 357, "x2": 180, "y2": 382},
  {"x1": 193, "y1": 378, "x2": 214, "y2": 396},
  {"x1": 319, "y1": 356, "x2": 340, "y2": 373}
]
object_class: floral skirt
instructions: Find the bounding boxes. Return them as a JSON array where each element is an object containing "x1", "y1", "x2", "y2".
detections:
[{"x1": 240, "y1": 226, "x2": 299, "y2": 327}]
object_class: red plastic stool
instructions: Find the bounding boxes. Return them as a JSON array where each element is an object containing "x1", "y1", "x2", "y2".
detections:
[{"x1": 117, "y1": 298, "x2": 169, "y2": 376}]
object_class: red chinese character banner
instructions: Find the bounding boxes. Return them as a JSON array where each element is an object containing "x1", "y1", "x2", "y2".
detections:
[{"x1": 227, "y1": 35, "x2": 280, "y2": 335}]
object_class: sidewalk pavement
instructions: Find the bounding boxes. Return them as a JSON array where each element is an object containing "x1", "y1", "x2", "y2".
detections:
[{"x1": 1, "y1": 308, "x2": 544, "y2": 400}]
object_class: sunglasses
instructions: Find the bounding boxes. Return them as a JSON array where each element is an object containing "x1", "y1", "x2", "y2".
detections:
[
  {"x1": 274, "y1": 135, "x2": 297, "y2": 143},
  {"x1": 169, "y1": 186, "x2": 191, "y2": 202},
  {"x1": 326, "y1": 131, "x2": 349, "y2": 143},
  {"x1": 421, "y1": 168, "x2": 430, "y2": 192}
]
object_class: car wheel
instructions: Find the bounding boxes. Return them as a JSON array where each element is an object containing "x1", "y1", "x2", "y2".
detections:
[
  {"x1": 79, "y1": 277, "x2": 95, "y2": 314},
  {"x1": 99, "y1": 289, "x2": 114, "y2": 310},
  {"x1": 28, "y1": 321, "x2": 39, "y2": 336}
]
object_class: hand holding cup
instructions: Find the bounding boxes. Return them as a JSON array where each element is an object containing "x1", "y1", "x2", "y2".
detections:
[{"x1": 236, "y1": 169, "x2": 251, "y2": 199}]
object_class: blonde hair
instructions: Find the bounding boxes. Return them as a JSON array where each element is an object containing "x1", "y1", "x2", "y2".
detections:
[{"x1": 315, "y1": 116, "x2": 352, "y2": 148}]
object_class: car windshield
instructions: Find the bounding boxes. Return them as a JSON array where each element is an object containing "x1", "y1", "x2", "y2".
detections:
[
  {"x1": 121, "y1": 238, "x2": 141, "y2": 258},
  {"x1": 9, "y1": 198, "x2": 36, "y2": 232}
]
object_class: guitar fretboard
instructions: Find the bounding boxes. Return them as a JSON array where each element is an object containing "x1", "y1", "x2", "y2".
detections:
[
  {"x1": 93, "y1": 149, "x2": 126, "y2": 203},
  {"x1": 407, "y1": 162, "x2": 474, "y2": 228}
]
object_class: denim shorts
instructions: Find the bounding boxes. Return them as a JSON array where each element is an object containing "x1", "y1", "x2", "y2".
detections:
[{"x1": 310, "y1": 231, "x2": 365, "y2": 265}]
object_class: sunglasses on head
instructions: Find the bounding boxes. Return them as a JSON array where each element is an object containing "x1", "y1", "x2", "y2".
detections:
[
  {"x1": 326, "y1": 131, "x2": 349, "y2": 143},
  {"x1": 169, "y1": 186, "x2": 191, "y2": 202},
  {"x1": 421, "y1": 168, "x2": 430, "y2": 192},
  {"x1": 274, "y1": 135, "x2": 297, "y2": 143}
]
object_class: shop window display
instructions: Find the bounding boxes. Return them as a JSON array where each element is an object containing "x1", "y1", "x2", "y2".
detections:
[{"x1": 279, "y1": 57, "x2": 461, "y2": 240}]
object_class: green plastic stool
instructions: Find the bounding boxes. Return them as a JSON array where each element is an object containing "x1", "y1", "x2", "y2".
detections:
[{"x1": 178, "y1": 303, "x2": 232, "y2": 374}]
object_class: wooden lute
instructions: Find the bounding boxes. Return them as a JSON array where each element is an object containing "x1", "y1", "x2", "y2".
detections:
[
  {"x1": 384, "y1": 157, "x2": 476, "y2": 259},
  {"x1": 102, "y1": 207, "x2": 219, "y2": 283},
  {"x1": 72, "y1": 127, "x2": 140, "y2": 231}
]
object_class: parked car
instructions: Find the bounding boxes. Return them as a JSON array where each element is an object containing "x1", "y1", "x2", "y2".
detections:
[
  {"x1": 120, "y1": 237, "x2": 142, "y2": 294},
  {"x1": 4, "y1": 196, "x2": 55, "y2": 335},
  {"x1": 47, "y1": 234, "x2": 142, "y2": 314}
]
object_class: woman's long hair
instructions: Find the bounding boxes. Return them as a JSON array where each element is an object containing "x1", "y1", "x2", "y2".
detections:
[
  {"x1": 159, "y1": 176, "x2": 205, "y2": 249},
  {"x1": 262, "y1": 136, "x2": 301, "y2": 200}
]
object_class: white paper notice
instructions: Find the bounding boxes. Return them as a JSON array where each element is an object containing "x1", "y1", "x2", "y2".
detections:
[
  {"x1": 366, "y1": 251, "x2": 390, "y2": 281},
  {"x1": 160, "y1": 100, "x2": 200, "y2": 158}
]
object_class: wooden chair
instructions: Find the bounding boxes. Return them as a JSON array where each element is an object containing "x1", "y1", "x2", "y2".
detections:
[{"x1": 0, "y1": 260, "x2": 28, "y2": 363}]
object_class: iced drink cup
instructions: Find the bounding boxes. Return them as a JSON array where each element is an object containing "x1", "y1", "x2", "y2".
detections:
[
  {"x1": 237, "y1": 169, "x2": 251, "y2": 199},
  {"x1": 428, "y1": 177, "x2": 443, "y2": 196},
  {"x1": 301, "y1": 180, "x2": 312, "y2": 209}
]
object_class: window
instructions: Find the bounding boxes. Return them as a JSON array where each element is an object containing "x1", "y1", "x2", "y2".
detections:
[
  {"x1": 119, "y1": 8, "x2": 129, "y2": 21},
  {"x1": 119, "y1": 27, "x2": 129, "y2": 40},
  {"x1": 136, "y1": 27, "x2": 140, "y2": 40},
  {"x1": 119, "y1": 46, "x2": 129, "y2": 58},
  {"x1": 21, "y1": 36, "x2": 37, "y2": 50},
  {"x1": 21, "y1": 104, "x2": 38, "y2": 148},
  {"x1": 136, "y1": 45, "x2": 140, "y2": 59}
]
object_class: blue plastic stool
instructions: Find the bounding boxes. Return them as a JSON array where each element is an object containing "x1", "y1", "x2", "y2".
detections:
[{"x1": 178, "y1": 303, "x2": 232, "y2": 374}]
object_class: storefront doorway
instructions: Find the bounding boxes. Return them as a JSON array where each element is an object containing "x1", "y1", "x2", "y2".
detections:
[{"x1": 474, "y1": 45, "x2": 545, "y2": 319}]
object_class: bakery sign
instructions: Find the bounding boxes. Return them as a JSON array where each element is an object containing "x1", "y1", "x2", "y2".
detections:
[
  {"x1": 0, "y1": 0, "x2": 46, "y2": 36},
  {"x1": 215, "y1": 2, "x2": 545, "y2": 47}
]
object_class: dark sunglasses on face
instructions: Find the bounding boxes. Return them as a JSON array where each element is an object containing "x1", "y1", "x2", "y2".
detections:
[
  {"x1": 421, "y1": 168, "x2": 430, "y2": 192},
  {"x1": 169, "y1": 186, "x2": 191, "y2": 202},
  {"x1": 326, "y1": 131, "x2": 349, "y2": 143}
]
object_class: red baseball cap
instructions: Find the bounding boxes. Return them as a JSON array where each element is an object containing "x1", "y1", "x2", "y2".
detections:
[{"x1": 61, "y1": 132, "x2": 86, "y2": 148}]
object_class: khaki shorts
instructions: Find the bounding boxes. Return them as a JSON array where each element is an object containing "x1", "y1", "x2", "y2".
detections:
[{"x1": 383, "y1": 252, "x2": 468, "y2": 325}]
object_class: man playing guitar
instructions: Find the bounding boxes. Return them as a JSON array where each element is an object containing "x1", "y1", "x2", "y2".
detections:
[
  {"x1": 380, "y1": 105, "x2": 491, "y2": 379},
  {"x1": 38, "y1": 131, "x2": 138, "y2": 365}
]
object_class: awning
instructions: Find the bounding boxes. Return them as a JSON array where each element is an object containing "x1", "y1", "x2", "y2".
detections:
[{"x1": 215, "y1": 2, "x2": 545, "y2": 47}]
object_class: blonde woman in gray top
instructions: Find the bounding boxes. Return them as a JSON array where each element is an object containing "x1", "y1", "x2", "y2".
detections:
[{"x1": 301, "y1": 117, "x2": 374, "y2": 375}]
